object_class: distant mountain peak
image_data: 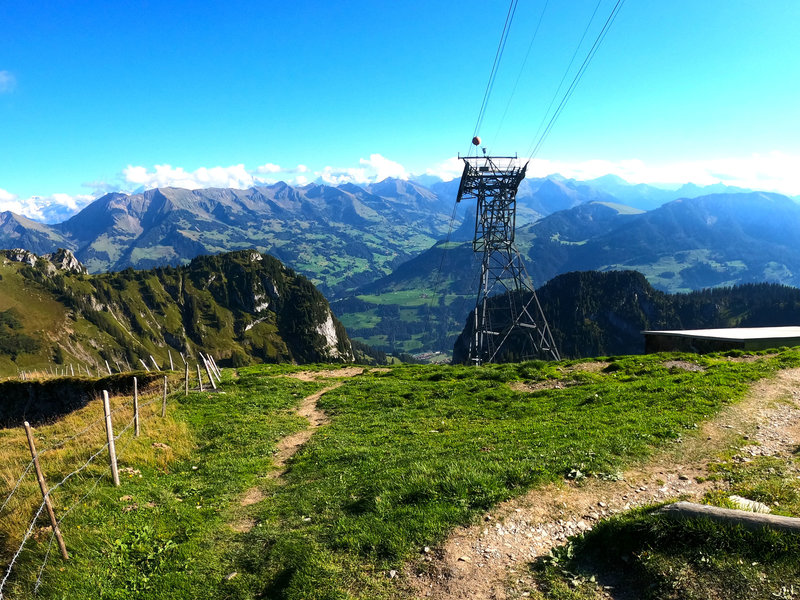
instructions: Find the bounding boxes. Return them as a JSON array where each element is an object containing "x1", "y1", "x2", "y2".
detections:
[{"x1": 588, "y1": 173, "x2": 630, "y2": 186}]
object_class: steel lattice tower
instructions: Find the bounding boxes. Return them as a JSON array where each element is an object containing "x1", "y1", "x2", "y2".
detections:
[{"x1": 456, "y1": 154, "x2": 560, "y2": 364}]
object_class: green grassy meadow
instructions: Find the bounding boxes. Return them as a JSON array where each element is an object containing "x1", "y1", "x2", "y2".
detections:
[{"x1": 2, "y1": 351, "x2": 800, "y2": 598}]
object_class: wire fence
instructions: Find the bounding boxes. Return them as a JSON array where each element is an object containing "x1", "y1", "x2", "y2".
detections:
[
  {"x1": 0, "y1": 357, "x2": 223, "y2": 599},
  {"x1": 9, "y1": 348, "x2": 195, "y2": 384}
]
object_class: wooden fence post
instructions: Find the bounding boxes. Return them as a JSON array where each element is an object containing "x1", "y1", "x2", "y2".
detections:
[
  {"x1": 184, "y1": 363, "x2": 189, "y2": 396},
  {"x1": 105, "y1": 360, "x2": 112, "y2": 376},
  {"x1": 168, "y1": 350, "x2": 175, "y2": 371},
  {"x1": 150, "y1": 355, "x2": 160, "y2": 372},
  {"x1": 203, "y1": 357, "x2": 217, "y2": 390},
  {"x1": 70, "y1": 364, "x2": 74, "y2": 377},
  {"x1": 201, "y1": 353, "x2": 220, "y2": 383},
  {"x1": 24, "y1": 422, "x2": 70, "y2": 561},
  {"x1": 203, "y1": 354, "x2": 214, "y2": 378},
  {"x1": 139, "y1": 358, "x2": 150, "y2": 372},
  {"x1": 657, "y1": 501, "x2": 800, "y2": 533},
  {"x1": 210, "y1": 356, "x2": 221, "y2": 380},
  {"x1": 162, "y1": 376, "x2": 168, "y2": 418},
  {"x1": 133, "y1": 376, "x2": 140, "y2": 437},
  {"x1": 197, "y1": 364, "x2": 203, "y2": 392},
  {"x1": 102, "y1": 391, "x2": 120, "y2": 487}
]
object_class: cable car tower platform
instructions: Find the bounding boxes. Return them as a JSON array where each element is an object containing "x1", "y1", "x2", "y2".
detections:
[{"x1": 456, "y1": 151, "x2": 560, "y2": 364}]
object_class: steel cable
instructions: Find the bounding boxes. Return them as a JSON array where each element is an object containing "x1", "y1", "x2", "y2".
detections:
[
  {"x1": 469, "y1": 0, "x2": 520, "y2": 154},
  {"x1": 527, "y1": 0, "x2": 626, "y2": 160},
  {"x1": 491, "y1": 0, "x2": 551, "y2": 147}
]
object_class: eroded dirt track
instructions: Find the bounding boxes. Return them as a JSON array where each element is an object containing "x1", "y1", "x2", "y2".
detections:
[
  {"x1": 408, "y1": 369, "x2": 800, "y2": 600},
  {"x1": 232, "y1": 368, "x2": 361, "y2": 532},
  {"x1": 269, "y1": 383, "x2": 340, "y2": 478}
]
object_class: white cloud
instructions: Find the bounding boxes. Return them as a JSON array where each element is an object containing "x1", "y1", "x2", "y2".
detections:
[
  {"x1": 359, "y1": 154, "x2": 408, "y2": 181},
  {"x1": 0, "y1": 71, "x2": 16, "y2": 94},
  {"x1": 0, "y1": 188, "x2": 46, "y2": 220},
  {"x1": 122, "y1": 162, "x2": 314, "y2": 190},
  {"x1": 255, "y1": 162, "x2": 281, "y2": 174},
  {"x1": 123, "y1": 163, "x2": 256, "y2": 190},
  {"x1": 7, "y1": 152, "x2": 799, "y2": 226},
  {"x1": 424, "y1": 157, "x2": 464, "y2": 182},
  {"x1": 521, "y1": 153, "x2": 800, "y2": 196},
  {"x1": 317, "y1": 153, "x2": 409, "y2": 185},
  {"x1": 317, "y1": 165, "x2": 369, "y2": 185},
  {"x1": 0, "y1": 188, "x2": 94, "y2": 223}
]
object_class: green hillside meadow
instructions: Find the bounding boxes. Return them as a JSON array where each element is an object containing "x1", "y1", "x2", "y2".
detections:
[
  {"x1": 0, "y1": 249, "x2": 353, "y2": 375},
  {"x1": 1, "y1": 352, "x2": 799, "y2": 598}
]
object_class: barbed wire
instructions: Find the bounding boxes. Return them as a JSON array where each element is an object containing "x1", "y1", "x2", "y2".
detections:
[
  {"x1": 33, "y1": 381, "x2": 161, "y2": 455},
  {"x1": 37, "y1": 414, "x2": 107, "y2": 455},
  {"x1": 34, "y1": 466, "x2": 108, "y2": 595},
  {"x1": 1, "y1": 372, "x2": 216, "y2": 597},
  {"x1": 0, "y1": 497, "x2": 48, "y2": 598},
  {"x1": 113, "y1": 416, "x2": 136, "y2": 442},
  {"x1": 48, "y1": 441, "x2": 111, "y2": 498},
  {"x1": 108, "y1": 398, "x2": 135, "y2": 418},
  {"x1": 32, "y1": 528, "x2": 55, "y2": 596},
  {"x1": 0, "y1": 460, "x2": 35, "y2": 516},
  {"x1": 36, "y1": 376, "x2": 182, "y2": 454},
  {"x1": 0, "y1": 430, "x2": 117, "y2": 597},
  {"x1": 30, "y1": 403, "x2": 149, "y2": 595}
]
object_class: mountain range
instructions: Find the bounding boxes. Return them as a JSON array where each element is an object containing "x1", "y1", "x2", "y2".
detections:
[
  {"x1": 334, "y1": 191, "x2": 800, "y2": 354},
  {"x1": 2, "y1": 174, "x2": 799, "y2": 357},
  {"x1": 0, "y1": 181, "x2": 455, "y2": 298},
  {"x1": 0, "y1": 175, "x2": 768, "y2": 294}
]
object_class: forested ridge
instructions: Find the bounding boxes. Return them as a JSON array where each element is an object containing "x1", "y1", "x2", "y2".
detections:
[{"x1": 454, "y1": 270, "x2": 800, "y2": 361}]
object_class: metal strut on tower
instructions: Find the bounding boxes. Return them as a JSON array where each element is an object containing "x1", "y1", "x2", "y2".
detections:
[{"x1": 456, "y1": 147, "x2": 560, "y2": 365}]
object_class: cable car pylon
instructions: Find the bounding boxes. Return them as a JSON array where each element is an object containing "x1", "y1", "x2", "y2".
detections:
[{"x1": 456, "y1": 137, "x2": 559, "y2": 364}]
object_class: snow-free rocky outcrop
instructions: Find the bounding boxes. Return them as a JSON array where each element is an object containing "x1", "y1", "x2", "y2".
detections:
[{"x1": 2, "y1": 247, "x2": 88, "y2": 275}]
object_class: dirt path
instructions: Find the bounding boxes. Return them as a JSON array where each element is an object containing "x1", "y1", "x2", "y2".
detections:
[
  {"x1": 268, "y1": 383, "x2": 341, "y2": 478},
  {"x1": 408, "y1": 368, "x2": 800, "y2": 600},
  {"x1": 260, "y1": 366, "x2": 368, "y2": 478},
  {"x1": 285, "y1": 367, "x2": 366, "y2": 382},
  {"x1": 231, "y1": 368, "x2": 365, "y2": 531}
]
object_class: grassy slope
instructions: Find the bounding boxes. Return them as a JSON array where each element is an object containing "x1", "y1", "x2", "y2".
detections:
[
  {"x1": 335, "y1": 290, "x2": 473, "y2": 356},
  {"x1": 0, "y1": 250, "x2": 352, "y2": 377},
  {"x1": 2, "y1": 352, "x2": 800, "y2": 598},
  {"x1": 531, "y1": 506, "x2": 800, "y2": 600},
  {"x1": 0, "y1": 259, "x2": 180, "y2": 375},
  {"x1": 521, "y1": 371, "x2": 800, "y2": 598},
  {"x1": 0, "y1": 262, "x2": 126, "y2": 375},
  {"x1": 1, "y1": 369, "x2": 327, "y2": 598}
]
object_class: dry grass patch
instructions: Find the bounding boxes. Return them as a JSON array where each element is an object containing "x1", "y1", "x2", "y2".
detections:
[{"x1": 0, "y1": 375, "x2": 192, "y2": 559}]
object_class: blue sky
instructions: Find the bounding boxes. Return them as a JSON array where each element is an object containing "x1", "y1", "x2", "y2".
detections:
[{"x1": 1, "y1": 1, "x2": 799, "y2": 221}]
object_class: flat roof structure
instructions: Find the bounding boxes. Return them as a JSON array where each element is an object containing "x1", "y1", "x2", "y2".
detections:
[{"x1": 643, "y1": 326, "x2": 800, "y2": 354}]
